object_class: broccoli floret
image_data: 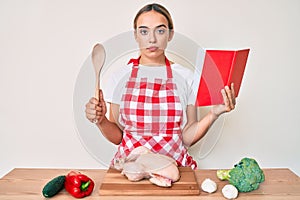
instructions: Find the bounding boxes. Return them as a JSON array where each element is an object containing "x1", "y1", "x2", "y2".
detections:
[{"x1": 217, "y1": 157, "x2": 265, "y2": 192}]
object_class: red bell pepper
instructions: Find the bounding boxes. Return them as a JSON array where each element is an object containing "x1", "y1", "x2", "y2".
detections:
[{"x1": 64, "y1": 171, "x2": 94, "y2": 198}]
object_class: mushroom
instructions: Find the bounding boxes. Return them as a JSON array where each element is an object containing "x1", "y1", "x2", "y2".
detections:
[
  {"x1": 222, "y1": 184, "x2": 239, "y2": 199},
  {"x1": 201, "y1": 178, "x2": 217, "y2": 193}
]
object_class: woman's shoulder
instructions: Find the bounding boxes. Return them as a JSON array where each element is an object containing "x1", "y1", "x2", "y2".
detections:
[
  {"x1": 171, "y1": 63, "x2": 194, "y2": 78},
  {"x1": 110, "y1": 63, "x2": 132, "y2": 81}
]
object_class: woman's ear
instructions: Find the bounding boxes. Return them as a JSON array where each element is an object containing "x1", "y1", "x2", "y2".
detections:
[{"x1": 168, "y1": 30, "x2": 174, "y2": 41}]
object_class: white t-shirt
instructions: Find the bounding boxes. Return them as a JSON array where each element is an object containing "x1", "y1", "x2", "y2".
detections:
[{"x1": 103, "y1": 62, "x2": 196, "y2": 129}]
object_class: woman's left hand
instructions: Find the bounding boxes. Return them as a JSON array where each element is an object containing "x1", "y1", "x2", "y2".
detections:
[{"x1": 211, "y1": 83, "x2": 236, "y2": 117}]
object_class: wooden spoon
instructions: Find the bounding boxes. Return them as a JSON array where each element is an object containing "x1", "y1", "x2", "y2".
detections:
[{"x1": 91, "y1": 43, "x2": 106, "y2": 100}]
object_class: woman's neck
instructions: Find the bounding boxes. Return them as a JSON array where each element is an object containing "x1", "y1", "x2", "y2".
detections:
[{"x1": 139, "y1": 54, "x2": 166, "y2": 66}]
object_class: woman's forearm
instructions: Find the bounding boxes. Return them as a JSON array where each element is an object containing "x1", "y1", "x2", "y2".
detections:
[
  {"x1": 96, "y1": 117, "x2": 123, "y2": 145},
  {"x1": 182, "y1": 110, "x2": 219, "y2": 147}
]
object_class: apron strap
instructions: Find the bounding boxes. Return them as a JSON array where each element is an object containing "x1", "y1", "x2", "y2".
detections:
[
  {"x1": 127, "y1": 56, "x2": 173, "y2": 78},
  {"x1": 165, "y1": 57, "x2": 173, "y2": 79},
  {"x1": 127, "y1": 57, "x2": 140, "y2": 78}
]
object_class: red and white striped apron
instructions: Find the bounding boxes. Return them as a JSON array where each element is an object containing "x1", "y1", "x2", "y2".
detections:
[{"x1": 112, "y1": 57, "x2": 197, "y2": 169}]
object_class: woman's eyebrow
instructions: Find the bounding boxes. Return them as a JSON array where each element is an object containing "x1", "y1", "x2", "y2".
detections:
[
  {"x1": 138, "y1": 24, "x2": 167, "y2": 29},
  {"x1": 138, "y1": 25, "x2": 149, "y2": 29},
  {"x1": 156, "y1": 24, "x2": 167, "y2": 28}
]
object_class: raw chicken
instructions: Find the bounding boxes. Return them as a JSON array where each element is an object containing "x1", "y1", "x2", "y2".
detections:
[{"x1": 113, "y1": 146, "x2": 180, "y2": 187}]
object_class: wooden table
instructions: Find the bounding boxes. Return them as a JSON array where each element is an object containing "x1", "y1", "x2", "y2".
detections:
[{"x1": 0, "y1": 168, "x2": 299, "y2": 199}]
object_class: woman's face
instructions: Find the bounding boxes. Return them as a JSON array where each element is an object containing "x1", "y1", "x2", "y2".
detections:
[{"x1": 135, "y1": 10, "x2": 173, "y2": 62}]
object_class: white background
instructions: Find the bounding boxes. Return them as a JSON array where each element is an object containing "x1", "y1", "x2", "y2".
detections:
[{"x1": 1, "y1": 0, "x2": 299, "y2": 177}]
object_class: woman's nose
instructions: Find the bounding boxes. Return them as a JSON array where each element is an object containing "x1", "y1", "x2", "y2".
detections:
[{"x1": 149, "y1": 30, "x2": 157, "y2": 43}]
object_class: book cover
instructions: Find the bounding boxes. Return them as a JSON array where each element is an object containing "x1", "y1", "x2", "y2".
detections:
[{"x1": 195, "y1": 49, "x2": 250, "y2": 106}]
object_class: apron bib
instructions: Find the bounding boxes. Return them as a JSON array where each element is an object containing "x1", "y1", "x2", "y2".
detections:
[{"x1": 112, "y1": 57, "x2": 197, "y2": 169}]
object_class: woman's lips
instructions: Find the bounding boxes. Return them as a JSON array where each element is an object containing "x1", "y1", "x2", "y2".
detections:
[{"x1": 147, "y1": 46, "x2": 159, "y2": 52}]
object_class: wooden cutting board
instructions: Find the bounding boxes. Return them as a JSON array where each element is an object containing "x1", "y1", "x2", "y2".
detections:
[{"x1": 99, "y1": 167, "x2": 200, "y2": 196}]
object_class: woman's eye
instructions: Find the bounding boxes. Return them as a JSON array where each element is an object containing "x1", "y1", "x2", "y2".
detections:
[
  {"x1": 157, "y1": 29, "x2": 166, "y2": 35},
  {"x1": 140, "y1": 29, "x2": 148, "y2": 35}
]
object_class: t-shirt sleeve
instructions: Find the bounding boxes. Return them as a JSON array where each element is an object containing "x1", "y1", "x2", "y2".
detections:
[
  {"x1": 186, "y1": 70, "x2": 197, "y2": 105},
  {"x1": 172, "y1": 64, "x2": 197, "y2": 106},
  {"x1": 102, "y1": 74, "x2": 117, "y2": 103},
  {"x1": 102, "y1": 64, "x2": 131, "y2": 104}
]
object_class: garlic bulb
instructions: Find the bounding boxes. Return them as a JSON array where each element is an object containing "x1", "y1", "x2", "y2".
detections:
[
  {"x1": 201, "y1": 178, "x2": 217, "y2": 193},
  {"x1": 222, "y1": 184, "x2": 238, "y2": 199}
]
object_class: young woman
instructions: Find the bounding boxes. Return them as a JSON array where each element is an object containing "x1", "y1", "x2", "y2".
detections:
[{"x1": 85, "y1": 3, "x2": 236, "y2": 169}]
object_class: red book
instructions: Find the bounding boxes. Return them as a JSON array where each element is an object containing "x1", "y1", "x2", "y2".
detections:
[{"x1": 195, "y1": 49, "x2": 250, "y2": 106}]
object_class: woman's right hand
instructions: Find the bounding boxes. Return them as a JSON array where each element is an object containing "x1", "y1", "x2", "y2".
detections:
[{"x1": 85, "y1": 89, "x2": 107, "y2": 124}]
